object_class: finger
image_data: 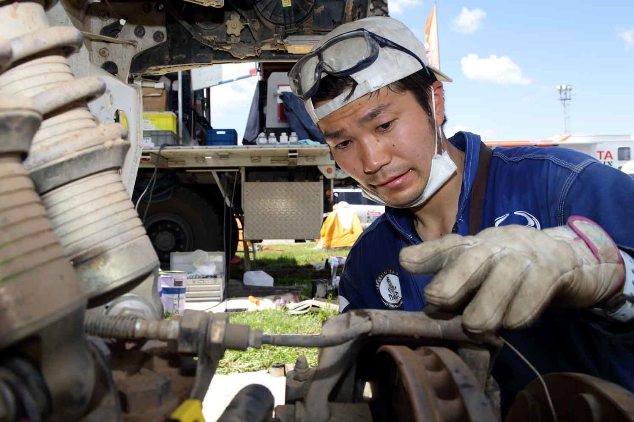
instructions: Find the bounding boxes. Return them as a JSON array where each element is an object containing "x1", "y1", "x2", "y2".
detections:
[
  {"x1": 399, "y1": 234, "x2": 479, "y2": 274},
  {"x1": 503, "y1": 265, "x2": 563, "y2": 330},
  {"x1": 423, "y1": 242, "x2": 501, "y2": 308},
  {"x1": 461, "y1": 254, "x2": 532, "y2": 333}
]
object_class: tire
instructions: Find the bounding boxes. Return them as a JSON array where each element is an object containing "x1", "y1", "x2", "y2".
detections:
[{"x1": 141, "y1": 187, "x2": 224, "y2": 269}]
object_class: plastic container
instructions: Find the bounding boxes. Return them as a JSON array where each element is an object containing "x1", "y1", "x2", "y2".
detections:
[
  {"x1": 159, "y1": 270, "x2": 187, "y2": 316},
  {"x1": 143, "y1": 112, "x2": 177, "y2": 133},
  {"x1": 289, "y1": 132, "x2": 298, "y2": 144},
  {"x1": 243, "y1": 270, "x2": 274, "y2": 287},
  {"x1": 143, "y1": 130, "x2": 177, "y2": 147},
  {"x1": 268, "y1": 133, "x2": 277, "y2": 144},
  {"x1": 207, "y1": 129, "x2": 238, "y2": 146},
  {"x1": 256, "y1": 132, "x2": 267, "y2": 145},
  {"x1": 279, "y1": 132, "x2": 288, "y2": 144}
]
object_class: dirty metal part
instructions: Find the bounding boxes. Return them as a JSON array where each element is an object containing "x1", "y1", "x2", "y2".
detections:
[
  {"x1": 0, "y1": 3, "x2": 67, "y2": 44},
  {"x1": 31, "y1": 76, "x2": 105, "y2": 115},
  {"x1": 7, "y1": 26, "x2": 82, "y2": 65},
  {"x1": 81, "y1": 31, "x2": 139, "y2": 46},
  {"x1": 0, "y1": 38, "x2": 11, "y2": 71},
  {"x1": 0, "y1": 122, "x2": 94, "y2": 422},
  {"x1": 0, "y1": 353, "x2": 51, "y2": 421},
  {"x1": 278, "y1": 310, "x2": 501, "y2": 422},
  {"x1": 152, "y1": 30, "x2": 165, "y2": 43},
  {"x1": 262, "y1": 320, "x2": 372, "y2": 347},
  {"x1": 0, "y1": 95, "x2": 41, "y2": 156},
  {"x1": 41, "y1": 170, "x2": 158, "y2": 302},
  {"x1": 0, "y1": 1, "x2": 159, "y2": 305},
  {"x1": 277, "y1": 402, "x2": 373, "y2": 422},
  {"x1": 134, "y1": 24, "x2": 146, "y2": 38},
  {"x1": 0, "y1": 159, "x2": 86, "y2": 349},
  {"x1": 29, "y1": 131, "x2": 129, "y2": 194},
  {"x1": 285, "y1": 355, "x2": 315, "y2": 404},
  {"x1": 370, "y1": 345, "x2": 498, "y2": 421},
  {"x1": 25, "y1": 121, "x2": 124, "y2": 169},
  {"x1": 505, "y1": 372, "x2": 634, "y2": 422},
  {"x1": 226, "y1": 13, "x2": 244, "y2": 37},
  {"x1": 185, "y1": 0, "x2": 225, "y2": 8},
  {"x1": 96, "y1": 270, "x2": 163, "y2": 321},
  {"x1": 85, "y1": 314, "x2": 180, "y2": 341}
]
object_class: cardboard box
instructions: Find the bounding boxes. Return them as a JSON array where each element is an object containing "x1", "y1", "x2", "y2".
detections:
[{"x1": 142, "y1": 86, "x2": 167, "y2": 111}]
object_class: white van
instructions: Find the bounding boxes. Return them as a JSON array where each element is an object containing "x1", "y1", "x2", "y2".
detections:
[{"x1": 332, "y1": 188, "x2": 385, "y2": 229}]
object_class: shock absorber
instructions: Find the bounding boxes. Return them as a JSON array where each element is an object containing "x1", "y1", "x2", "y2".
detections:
[
  {"x1": 0, "y1": 0, "x2": 159, "y2": 305},
  {"x1": 0, "y1": 56, "x2": 94, "y2": 422}
]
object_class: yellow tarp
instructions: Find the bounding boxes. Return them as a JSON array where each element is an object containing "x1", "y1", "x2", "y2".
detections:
[{"x1": 317, "y1": 202, "x2": 363, "y2": 249}]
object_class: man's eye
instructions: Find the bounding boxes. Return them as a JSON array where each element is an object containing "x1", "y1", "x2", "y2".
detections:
[
  {"x1": 334, "y1": 140, "x2": 351, "y2": 150},
  {"x1": 378, "y1": 121, "x2": 393, "y2": 131}
]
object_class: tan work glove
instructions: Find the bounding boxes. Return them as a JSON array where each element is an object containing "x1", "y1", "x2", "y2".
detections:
[{"x1": 400, "y1": 216, "x2": 625, "y2": 333}]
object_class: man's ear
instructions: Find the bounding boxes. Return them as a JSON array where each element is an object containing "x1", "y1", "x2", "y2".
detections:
[{"x1": 432, "y1": 81, "x2": 445, "y2": 127}]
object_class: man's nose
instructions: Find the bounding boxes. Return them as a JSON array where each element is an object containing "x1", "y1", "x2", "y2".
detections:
[{"x1": 361, "y1": 137, "x2": 390, "y2": 174}]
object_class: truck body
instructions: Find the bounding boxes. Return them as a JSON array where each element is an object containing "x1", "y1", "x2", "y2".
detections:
[
  {"x1": 55, "y1": 0, "x2": 389, "y2": 269},
  {"x1": 486, "y1": 134, "x2": 634, "y2": 171}
]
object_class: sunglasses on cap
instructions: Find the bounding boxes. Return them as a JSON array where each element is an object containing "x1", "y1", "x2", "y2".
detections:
[{"x1": 289, "y1": 28, "x2": 431, "y2": 101}]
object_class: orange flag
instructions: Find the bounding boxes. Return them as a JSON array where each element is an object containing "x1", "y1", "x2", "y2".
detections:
[{"x1": 424, "y1": 5, "x2": 440, "y2": 69}]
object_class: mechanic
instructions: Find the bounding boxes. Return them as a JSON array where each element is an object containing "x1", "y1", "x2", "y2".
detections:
[{"x1": 289, "y1": 15, "x2": 634, "y2": 414}]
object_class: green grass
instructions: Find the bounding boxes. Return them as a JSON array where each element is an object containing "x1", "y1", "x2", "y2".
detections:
[
  {"x1": 217, "y1": 308, "x2": 337, "y2": 374},
  {"x1": 219, "y1": 242, "x2": 347, "y2": 374},
  {"x1": 233, "y1": 241, "x2": 351, "y2": 298}
]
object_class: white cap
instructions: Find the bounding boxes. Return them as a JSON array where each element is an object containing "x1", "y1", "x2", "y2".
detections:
[{"x1": 303, "y1": 16, "x2": 451, "y2": 122}]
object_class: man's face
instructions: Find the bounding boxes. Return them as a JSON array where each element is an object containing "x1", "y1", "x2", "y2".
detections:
[{"x1": 318, "y1": 86, "x2": 436, "y2": 207}]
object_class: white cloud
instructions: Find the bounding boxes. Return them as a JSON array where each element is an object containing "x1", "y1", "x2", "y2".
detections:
[
  {"x1": 461, "y1": 54, "x2": 531, "y2": 85},
  {"x1": 388, "y1": 0, "x2": 421, "y2": 15},
  {"x1": 453, "y1": 7, "x2": 486, "y2": 34},
  {"x1": 621, "y1": 28, "x2": 634, "y2": 48}
]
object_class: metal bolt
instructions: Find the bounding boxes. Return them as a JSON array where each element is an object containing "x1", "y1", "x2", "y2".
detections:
[
  {"x1": 134, "y1": 25, "x2": 146, "y2": 38},
  {"x1": 155, "y1": 2, "x2": 165, "y2": 12},
  {"x1": 153, "y1": 31, "x2": 165, "y2": 43},
  {"x1": 98, "y1": 48, "x2": 109, "y2": 58}
]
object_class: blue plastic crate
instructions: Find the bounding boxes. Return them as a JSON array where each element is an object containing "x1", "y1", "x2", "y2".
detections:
[{"x1": 207, "y1": 129, "x2": 237, "y2": 146}]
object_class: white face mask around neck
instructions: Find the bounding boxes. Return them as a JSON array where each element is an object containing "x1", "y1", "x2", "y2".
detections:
[{"x1": 360, "y1": 86, "x2": 457, "y2": 209}]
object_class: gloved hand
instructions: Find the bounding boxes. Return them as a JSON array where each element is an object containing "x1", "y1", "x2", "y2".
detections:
[{"x1": 399, "y1": 216, "x2": 625, "y2": 333}]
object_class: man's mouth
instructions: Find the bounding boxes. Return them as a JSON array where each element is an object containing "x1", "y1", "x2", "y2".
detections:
[{"x1": 372, "y1": 170, "x2": 411, "y2": 188}]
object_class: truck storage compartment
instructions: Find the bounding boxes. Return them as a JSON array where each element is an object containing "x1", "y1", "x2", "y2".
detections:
[{"x1": 242, "y1": 180, "x2": 323, "y2": 240}]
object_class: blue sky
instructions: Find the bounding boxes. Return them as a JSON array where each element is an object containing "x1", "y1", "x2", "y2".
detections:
[{"x1": 211, "y1": 1, "x2": 634, "y2": 142}]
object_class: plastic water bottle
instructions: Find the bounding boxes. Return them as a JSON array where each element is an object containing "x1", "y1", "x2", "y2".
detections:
[
  {"x1": 279, "y1": 132, "x2": 288, "y2": 144},
  {"x1": 256, "y1": 132, "x2": 267, "y2": 145},
  {"x1": 268, "y1": 133, "x2": 277, "y2": 144},
  {"x1": 289, "y1": 132, "x2": 298, "y2": 144}
]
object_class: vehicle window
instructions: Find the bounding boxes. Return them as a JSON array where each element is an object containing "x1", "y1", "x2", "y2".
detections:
[{"x1": 618, "y1": 147, "x2": 631, "y2": 161}]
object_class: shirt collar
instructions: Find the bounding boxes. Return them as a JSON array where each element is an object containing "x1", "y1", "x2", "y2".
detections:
[{"x1": 384, "y1": 131, "x2": 483, "y2": 243}]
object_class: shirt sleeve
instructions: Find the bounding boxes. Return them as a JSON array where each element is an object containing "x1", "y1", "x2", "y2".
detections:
[
  {"x1": 563, "y1": 161, "x2": 634, "y2": 251},
  {"x1": 563, "y1": 161, "x2": 634, "y2": 341}
]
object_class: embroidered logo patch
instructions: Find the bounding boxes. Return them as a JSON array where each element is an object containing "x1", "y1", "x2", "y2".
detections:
[
  {"x1": 375, "y1": 269, "x2": 403, "y2": 309},
  {"x1": 494, "y1": 210, "x2": 541, "y2": 230}
]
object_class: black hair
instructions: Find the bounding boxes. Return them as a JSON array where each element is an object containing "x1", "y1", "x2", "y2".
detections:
[{"x1": 312, "y1": 69, "x2": 446, "y2": 126}]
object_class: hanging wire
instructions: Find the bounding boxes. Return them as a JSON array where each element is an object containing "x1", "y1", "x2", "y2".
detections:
[{"x1": 501, "y1": 336, "x2": 558, "y2": 422}]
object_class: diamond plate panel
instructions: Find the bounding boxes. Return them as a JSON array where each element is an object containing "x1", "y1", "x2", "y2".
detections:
[{"x1": 243, "y1": 181, "x2": 323, "y2": 240}]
